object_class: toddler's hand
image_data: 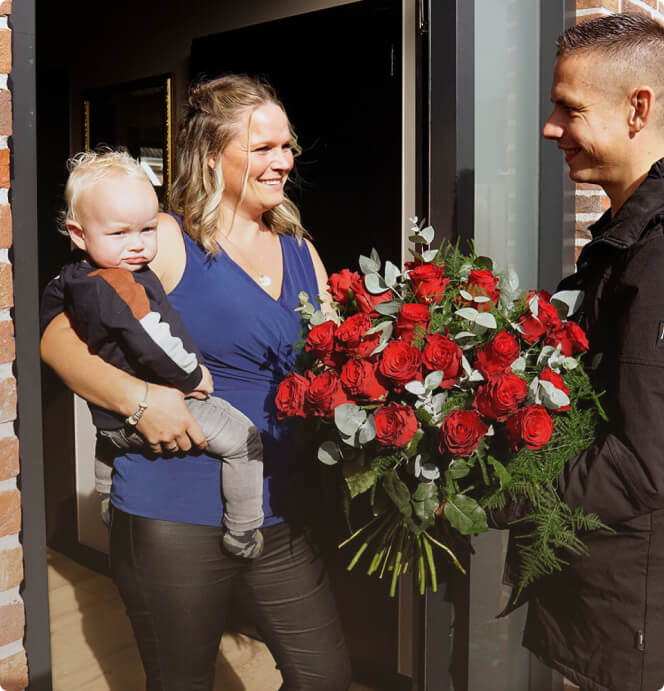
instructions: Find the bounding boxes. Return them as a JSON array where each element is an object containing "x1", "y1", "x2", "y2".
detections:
[{"x1": 189, "y1": 365, "x2": 214, "y2": 398}]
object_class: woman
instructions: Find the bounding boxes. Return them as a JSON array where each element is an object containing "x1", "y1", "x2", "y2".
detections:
[{"x1": 41, "y1": 74, "x2": 351, "y2": 691}]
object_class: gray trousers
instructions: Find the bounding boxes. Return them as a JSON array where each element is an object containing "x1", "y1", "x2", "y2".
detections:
[{"x1": 97, "y1": 397, "x2": 264, "y2": 532}]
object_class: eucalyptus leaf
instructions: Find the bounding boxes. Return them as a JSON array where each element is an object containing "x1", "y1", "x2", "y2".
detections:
[
  {"x1": 420, "y1": 464, "x2": 441, "y2": 481},
  {"x1": 475, "y1": 312, "x2": 497, "y2": 329},
  {"x1": 334, "y1": 403, "x2": 367, "y2": 436},
  {"x1": 550, "y1": 290, "x2": 584, "y2": 319},
  {"x1": 359, "y1": 254, "x2": 380, "y2": 275},
  {"x1": 456, "y1": 307, "x2": 480, "y2": 322},
  {"x1": 511, "y1": 356, "x2": 526, "y2": 372},
  {"x1": 309, "y1": 310, "x2": 327, "y2": 326},
  {"x1": 539, "y1": 379, "x2": 570, "y2": 409},
  {"x1": 475, "y1": 256, "x2": 494, "y2": 271},
  {"x1": 358, "y1": 416, "x2": 377, "y2": 444},
  {"x1": 374, "y1": 300, "x2": 402, "y2": 316},
  {"x1": 317, "y1": 441, "x2": 342, "y2": 466},
  {"x1": 405, "y1": 380, "x2": 427, "y2": 396},
  {"x1": 454, "y1": 330, "x2": 477, "y2": 342},
  {"x1": 422, "y1": 249, "x2": 439, "y2": 262},
  {"x1": 384, "y1": 260, "x2": 401, "y2": 287},
  {"x1": 370, "y1": 247, "x2": 381, "y2": 267},
  {"x1": 444, "y1": 494, "x2": 488, "y2": 535},
  {"x1": 369, "y1": 340, "x2": 390, "y2": 356},
  {"x1": 528, "y1": 294, "x2": 539, "y2": 318},
  {"x1": 424, "y1": 370, "x2": 444, "y2": 391},
  {"x1": 364, "y1": 272, "x2": 389, "y2": 295},
  {"x1": 473, "y1": 295, "x2": 491, "y2": 304},
  {"x1": 459, "y1": 289, "x2": 473, "y2": 301},
  {"x1": 431, "y1": 392, "x2": 447, "y2": 414},
  {"x1": 419, "y1": 225, "x2": 435, "y2": 245},
  {"x1": 366, "y1": 321, "x2": 394, "y2": 341}
]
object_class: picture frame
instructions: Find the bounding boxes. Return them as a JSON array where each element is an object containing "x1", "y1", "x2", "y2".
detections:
[{"x1": 82, "y1": 73, "x2": 174, "y2": 209}]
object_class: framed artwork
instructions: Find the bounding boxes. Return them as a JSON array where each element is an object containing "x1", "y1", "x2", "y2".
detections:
[{"x1": 83, "y1": 73, "x2": 174, "y2": 208}]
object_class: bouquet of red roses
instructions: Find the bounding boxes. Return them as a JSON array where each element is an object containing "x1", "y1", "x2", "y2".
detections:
[{"x1": 276, "y1": 219, "x2": 607, "y2": 598}]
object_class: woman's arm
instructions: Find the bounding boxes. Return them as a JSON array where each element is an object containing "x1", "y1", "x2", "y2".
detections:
[
  {"x1": 305, "y1": 239, "x2": 335, "y2": 317},
  {"x1": 40, "y1": 313, "x2": 206, "y2": 452}
]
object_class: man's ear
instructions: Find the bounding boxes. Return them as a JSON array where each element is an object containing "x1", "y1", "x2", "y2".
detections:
[
  {"x1": 66, "y1": 221, "x2": 87, "y2": 252},
  {"x1": 629, "y1": 87, "x2": 655, "y2": 133}
]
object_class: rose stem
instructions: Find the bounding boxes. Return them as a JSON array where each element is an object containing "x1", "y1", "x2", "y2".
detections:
[
  {"x1": 423, "y1": 531, "x2": 466, "y2": 574},
  {"x1": 389, "y1": 523, "x2": 407, "y2": 597},
  {"x1": 422, "y1": 534, "x2": 438, "y2": 593}
]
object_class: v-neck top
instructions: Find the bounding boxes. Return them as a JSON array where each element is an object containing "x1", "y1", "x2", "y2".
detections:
[{"x1": 110, "y1": 215, "x2": 319, "y2": 526}]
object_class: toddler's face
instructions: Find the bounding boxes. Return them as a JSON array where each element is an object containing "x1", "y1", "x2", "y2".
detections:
[{"x1": 69, "y1": 173, "x2": 159, "y2": 272}]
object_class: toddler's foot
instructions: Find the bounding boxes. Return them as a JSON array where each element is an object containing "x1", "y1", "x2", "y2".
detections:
[{"x1": 223, "y1": 528, "x2": 264, "y2": 559}]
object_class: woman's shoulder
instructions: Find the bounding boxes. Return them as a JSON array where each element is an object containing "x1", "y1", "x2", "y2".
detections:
[{"x1": 150, "y1": 212, "x2": 187, "y2": 292}]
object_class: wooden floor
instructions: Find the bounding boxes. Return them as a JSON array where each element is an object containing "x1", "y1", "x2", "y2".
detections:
[{"x1": 47, "y1": 550, "x2": 374, "y2": 691}]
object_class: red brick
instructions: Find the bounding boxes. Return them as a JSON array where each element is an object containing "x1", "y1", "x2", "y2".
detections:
[
  {"x1": 0, "y1": 603, "x2": 24, "y2": 647},
  {"x1": 0, "y1": 319, "x2": 14, "y2": 364},
  {"x1": 0, "y1": 0, "x2": 11, "y2": 15},
  {"x1": 622, "y1": 1, "x2": 653, "y2": 16},
  {"x1": 0, "y1": 148, "x2": 10, "y2": 187},
  {"x1": 0, "y1": 91, "x2": 11, "y2": 136},
  {"x1": 0, "y1": 435, "x2": 18, "y2": 480},
  {"x1": 576, "y1": 0, "x2": 619, "y2": 10},
  {"x1": 640, "y1": 0, "x2": 658, "y2": 7},
  {"x1": 0, "y1": 262, "x2": 12, "y2": 309},
  {"x1": 0, "y1": 489, "x2": 20, "y2": 537},
  {"x1": 575, "y1": 194, "x2": 607, "y2": 214},
  {"x1": 0, "y1": 377, "x2": 16, "y2": 422},
  {"x1": 575, "y1": 223, "x2": 593, "y2": 240},
  {"x1": 0, "y1": 546, "x2": 22, "y2": 590},
  {"x1": 0, "y1": 204, "x2": 11, "y2": 248},
  {"x1": 0, "y1": 650, "x2": 28, "y2": 691},
  {"x1": 0, "y1": 29, "x2": 10, "y2": 74}
]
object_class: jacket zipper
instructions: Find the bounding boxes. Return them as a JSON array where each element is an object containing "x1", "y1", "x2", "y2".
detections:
[{"x1": 636, "y1": 629, "x2": 645, "y2": 652}]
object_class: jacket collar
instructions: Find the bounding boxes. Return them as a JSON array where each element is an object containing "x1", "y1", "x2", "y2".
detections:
[{"x1": 587, "y1": 158, "x2": 664, "y2": 250}]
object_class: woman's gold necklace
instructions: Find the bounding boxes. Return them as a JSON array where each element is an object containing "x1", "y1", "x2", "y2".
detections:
[{"x1": 219, "y1": 227, "x2": 274, "y2": 289}]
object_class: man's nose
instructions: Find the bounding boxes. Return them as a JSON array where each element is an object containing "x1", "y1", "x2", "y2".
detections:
[{"x1": 542, "y1": 111, "x2": 564, "y2": 139}]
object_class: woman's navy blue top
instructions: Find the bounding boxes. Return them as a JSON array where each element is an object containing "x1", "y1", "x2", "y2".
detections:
[{"x1": 110, "y1": 216, "x2": 318, "y2": 527}]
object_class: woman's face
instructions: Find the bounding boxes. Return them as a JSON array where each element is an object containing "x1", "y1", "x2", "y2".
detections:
[{"x1": 217, "y1": 102, "x2": 295, "y2": 219}]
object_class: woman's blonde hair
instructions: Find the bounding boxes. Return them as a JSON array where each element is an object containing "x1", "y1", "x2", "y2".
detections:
[
  {"x1": 170, "y1": 74, "x2": 309, "y2": 255},
  {"x1": 58, "y1": 149, "x2": 150, "y2": 235}
]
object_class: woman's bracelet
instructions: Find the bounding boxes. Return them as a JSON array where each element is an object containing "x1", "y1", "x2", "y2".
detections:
[{"x1": 125, "y1": 382, "x2": 149, "y2": 426}]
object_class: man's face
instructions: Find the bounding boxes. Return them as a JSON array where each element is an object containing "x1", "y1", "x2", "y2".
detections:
[{"x1": 543, "y1": 52, "x2": 631, "y2": 190}]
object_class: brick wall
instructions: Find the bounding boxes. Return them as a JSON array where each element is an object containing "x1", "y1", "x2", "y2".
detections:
[
  {"x1": 574, "y1": 1, "x2": 664, "y2": 258},
  {"x1": 0, "y1": 1, "x2": 28, "y2": 690}
]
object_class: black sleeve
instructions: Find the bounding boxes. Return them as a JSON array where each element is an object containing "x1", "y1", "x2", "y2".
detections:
[
  {"x1": 557, "y1": 234, "x2": 664, "y2": 525},
  {"x1": 40, "y1": 272, "x2": 66, "y2": 335}
]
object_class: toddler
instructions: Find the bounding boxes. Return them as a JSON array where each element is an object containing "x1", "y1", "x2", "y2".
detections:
[{"x1": 40, "y1": 150, "x2": 264, "y2": 558}]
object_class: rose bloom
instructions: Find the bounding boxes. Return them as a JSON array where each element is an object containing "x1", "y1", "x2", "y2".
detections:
[
  {"x1": 544, "y1": 321, "x2": 589, "y2": 356},
  {"x1": 335, "y1": 312, "x2": 379, "y2": 359},
  {"x1": 350, "y1": 274, "x2": 392, "y2": 316},
  {"x1": 340, "y1": 358, "x2": 388, "y2": 402},
  {"x1": 539, "y1": 366, "x2": 570, "y2": 413},
  {"x1": 461, "y1": 269, "x2": 501, "y2": 312},
  {"x1": 408, "y1": 264, "x2": 450, "y2": 304},
  {"x1": 395, "y1": 303, "x2": 431, "y2": 342},
  {"x1": 518, "y1": 314, "x2": 547, "y2": 344},
  {"x1": 439, "y1": 409, "x2": 488, "y2": 457},
  {"x1": 328, "y1": 268, "x2": 359, "y2": 305},
  {"x1": 422, "y1": 334, "x2": 462, "y2": 388},
  {"x1": 275, "y1": 372, "x2": 310, "y2": 419},
  {"x1": 527, "y1": 291, "x2": 562, "y2": 332},
  {"x1": 474, "y1": 331, "x2": 521, "y2": 377},
  {"x1": 473, "y1": 373, "x2": 528, "y2": 421},
  {"x1": 378, "y1": 340, "x2": 423, "y2": 390},
  {"x1": 305, "y1": 370, "x2": 349, "y2": 419},
  {"x1": 305, "y1": 321, "x2": 338, "y2": 367},
  {"x1": 505, "y1": 404, "x2": 554, "y2": 450},
  {"x1": 374, "y1": 402, "x2": 419, "y2": 448}
]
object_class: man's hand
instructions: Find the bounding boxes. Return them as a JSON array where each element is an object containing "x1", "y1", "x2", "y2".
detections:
[
  {"x1": 137, "y1": 383, "x2": 207, "y2": 453},
  {"x1": 188, "y1": 365, "x2": 214, "y2": 400}
]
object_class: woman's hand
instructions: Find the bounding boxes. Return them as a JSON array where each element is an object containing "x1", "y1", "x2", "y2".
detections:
[{"x1": 137, "y1": 384, "x2": 207, "y2": 453}]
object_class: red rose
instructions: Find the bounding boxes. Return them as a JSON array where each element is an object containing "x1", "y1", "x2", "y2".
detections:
[
  {"x1": 378, "y1": 340, "x2": 423, "y2": 390},
  {"x1": 518, "y1": 314, "x2": 547, "y2": 344},
  {"x1": 422, "y1": 334, "x2": 462, "y2": 388},
  {"x1": 544, "y1": 321, "x2": 589, "y2": 356},
  {"x1": 538, "y1": 366, "x2": 570, "y2": 413},
  {"x1": 374, "y1": 403, "x2": 418, "y2": 448},
  {"x1": 340, "y1": 359, "x2": 388, "y2": 402},
  {"x1": 275, "y1": 372, "x2": 310, "y2": 419},
  {"x1": 305, "y1": 370, "x2": 349, "y2": 419},
  {"x1": 305, "y1": 321, "x2": 338, "y2": 367},
  {"x1": 350, "y1": 274, "x2": 392, "y2": 316},
  {"x1": 526, "y1": 291, "x2": 562, "y2": 332},
  {"x1": 439, "y1": 409, "x2": 488, "y2": 457},
  {"x1": 408, "y1": 264, "x2": 450, "y2": 304},
  {"x1": 335, "y1": 312, "x2": 379, "y2": 359},
  {"x1": 328, "y1": 269, "x2": 359, "y2": 305},
  {"x1": 473, "y1": 373, "x2": 528, "y2": 421},
  {"x1": 395, "y1": 303, "x2": 431, "y2": 342},
  {"x1": 461, "y1": 269, "x2": 500, "y2": 312},
  {"x1": 474, "y1": 331, "x2": 521, "y2": 377},
  {"x1": 505, "y1": 404, "x2": 554, "y2": 450}
]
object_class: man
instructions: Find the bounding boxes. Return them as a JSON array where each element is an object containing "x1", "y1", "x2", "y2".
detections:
[{"x1": 512, "y1": 13, "x2": 664, "y2": 691}]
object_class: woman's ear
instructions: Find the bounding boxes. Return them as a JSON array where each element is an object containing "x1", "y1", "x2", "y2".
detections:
[
  {"x1": 207, "y1": 154, "x2": 217, "y2": 170},
  {"x1": 66, "y1": 221, "x2": 87, "y2": 252},
  {"x1": 629, "y1": 86, "x2": 654, "y2": 133}
]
